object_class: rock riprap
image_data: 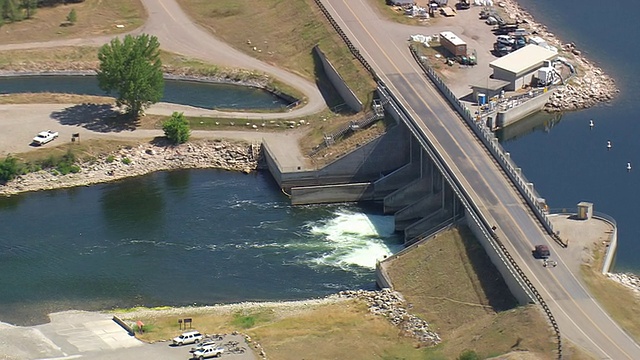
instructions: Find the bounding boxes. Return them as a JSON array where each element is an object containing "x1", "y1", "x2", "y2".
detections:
[
  {"x1": 496, "y1": 0, "x2": 618, "y2": 111},
  {"x1": 338, "y1": 289, "x2": 441, "y2": 346},
  {"x1": 607, "y1": 273, "x2": 640, "y2": 295},
  {"x1": 0, "y1": 139, "x2": 258, "y2": 196}
]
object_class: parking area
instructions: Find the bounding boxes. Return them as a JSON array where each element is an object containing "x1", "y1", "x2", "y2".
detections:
[{"x1": 0, "y1": 311, "x2": 256, "y2": 360}]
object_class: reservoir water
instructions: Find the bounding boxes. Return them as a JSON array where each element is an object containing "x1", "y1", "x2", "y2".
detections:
[
  {"x1": 0, "y1": 170, "x2": 402, "y2": 326},
  {"x1": 0, "y1": 75, "x2": 289, "y2": 110},
  {"x1": 497, "y1": 0, "x2": 640, "y2": 273}
]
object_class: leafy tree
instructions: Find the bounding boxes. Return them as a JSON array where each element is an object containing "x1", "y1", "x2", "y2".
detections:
[
  {"x1": 21, "y1": 0, "x2": 36, "y2": 19},
  {"x1": 162, "y1": 112, "x2": 191, "y2": 144},
  {"x1": 1, "y1": 0, "x2": 22, "y2": 22},
  {"x1": 97, "y1": 34, "x2": 164, "y2": 119},
  {"x1": 66, "y1": 7, "x2": 76, "y2": 23}
]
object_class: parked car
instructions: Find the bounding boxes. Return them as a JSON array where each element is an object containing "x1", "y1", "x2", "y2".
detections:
[
  {"x1": 533, "y1": 245, "x2": 551, "y2": 259},
  {"x1": 496, "y1": 35, "x2": 515, "y2": 47},
  {"x1": 190, "y1": 340, "x2": 219, "y2": 353},
  {"x1": 191, "y1": 345, "x2": 224, "y2": 359},
  {"x1": 32, "y1": 130, "x2": 59, "y2": 145},
  {"x1": 172, "y1": 331, "x2": 203, "y2": 346}
]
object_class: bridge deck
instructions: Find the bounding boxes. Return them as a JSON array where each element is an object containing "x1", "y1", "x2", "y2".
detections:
[{"x1": 319, "y1": 0, "x2": 640, "y2": 358}]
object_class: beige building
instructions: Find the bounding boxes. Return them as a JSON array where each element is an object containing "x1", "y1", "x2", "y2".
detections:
[{"x1": 489, "y1": 45, "x2": 557, "y2": 91}]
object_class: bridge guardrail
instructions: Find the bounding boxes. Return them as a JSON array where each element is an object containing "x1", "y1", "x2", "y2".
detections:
[
  {"x1": 312, "y1": 1, "x2": 561, "y2": 358},
  {"x1": 409, "y1": 45, "x2": 564, "y2": 247}
]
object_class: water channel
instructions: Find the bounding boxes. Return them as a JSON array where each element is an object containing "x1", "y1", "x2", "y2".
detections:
[{"x1": 0, "y1": 75, "x2": 290, "y2": 110}]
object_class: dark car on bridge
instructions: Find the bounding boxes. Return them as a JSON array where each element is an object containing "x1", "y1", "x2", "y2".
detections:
[{"x1": 533, "y1": 245, "x2": 551, "y2": 259}]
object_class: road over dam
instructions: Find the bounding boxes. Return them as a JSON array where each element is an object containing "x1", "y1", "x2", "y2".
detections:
[{"x1": 319, "y1": 0, "x2": 640, "y2": 358}]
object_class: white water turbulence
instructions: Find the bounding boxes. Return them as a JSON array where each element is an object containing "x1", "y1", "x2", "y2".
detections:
[{"x1": 307, "y1": 208, "x2": 402, "y2": 270}]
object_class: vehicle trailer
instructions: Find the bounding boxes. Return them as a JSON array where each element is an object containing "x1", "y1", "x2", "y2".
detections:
[{"x1": 439, "y1": 31, "x2": 467, "y2": 57}]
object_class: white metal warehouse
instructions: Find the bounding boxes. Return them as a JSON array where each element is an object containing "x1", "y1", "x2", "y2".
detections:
[{"x1": 489, "y1": 45, "x2": 557, "y2": 91}]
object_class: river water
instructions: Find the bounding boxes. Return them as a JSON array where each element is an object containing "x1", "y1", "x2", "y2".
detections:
[
  {"x1": 0, "y1": 170, "x2": 402, "y2": 326},
  {"x1": 2, "y1": 0, "x2": 639, "y2": 325},
  {"x1": 498, "y1": 0, "x2": 640, "y2": 273}
]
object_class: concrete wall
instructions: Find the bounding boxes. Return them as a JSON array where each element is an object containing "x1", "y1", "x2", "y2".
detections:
[
  {"x1": 383, "y1": 177, "x2": 431, "y2": 214},
  {"x1": 290, "y1": 183, "x2": 373, "y2": 205},
  {"x1": 314, "y1": 45, "x2": 363, "y2": 113},
  {"x1": 267, "y1": 123, "x2": 411, "y2": 193},
  {"x1": 465, "y1": 216, "x2": 533, "y2": 305},
  {"x1": 496, "y1": 90, "x2": 553, "y2": 128}
]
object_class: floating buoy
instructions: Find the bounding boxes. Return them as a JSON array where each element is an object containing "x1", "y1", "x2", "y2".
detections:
[
  {"x1": 607, "y1": 140, "x2": 612, "y2": 151},
  {"x1": 627, "y1": 162, "x2": 632, "y2": 172},
  {"x1": 589, "y1": 119, "x2": 594, "y2": 129}
]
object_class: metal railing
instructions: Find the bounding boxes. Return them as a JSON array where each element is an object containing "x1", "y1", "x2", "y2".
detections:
[
  {"x1": 410, "y1": 45, "x2": 563, "y2": 247},
  {"x1": 312, "y1": 1, "x2": 562, "y2": 357}
]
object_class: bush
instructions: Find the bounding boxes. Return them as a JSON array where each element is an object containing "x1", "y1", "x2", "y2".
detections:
[
  {"x1": 121, "y1": 157, "x2": 131, "y2": 165},
  {"x1": 67, "y1": 8, "x2": 77, "y2": 24},
  {"x1": 37, "y1": 150, "x2": 80, "y2": 175},
  {"x1": 457, "y1": 350, "x2": 480, "y2": 360},
  {"x1": 106, "y1": 155, "x2": 115, "y2": 163},
  {"x1": 0, "y1": 156, "x2": 20, "y2": 183},
  {"x1": 162, "y1": 112, "x2": 191, "y2": 144}
]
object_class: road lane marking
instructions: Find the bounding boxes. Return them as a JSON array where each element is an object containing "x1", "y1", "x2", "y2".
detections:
[{"x1": 324, "y1": 0, "x2": 638, "y2": 357}]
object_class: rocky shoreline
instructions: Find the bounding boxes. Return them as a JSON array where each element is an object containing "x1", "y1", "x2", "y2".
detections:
[
  {"x1": 0, "y1": 139, "x2": 260, "y2": 196},
  {"x1": 495, "y1": 0, "x2": 618, "y2": 111},
  {"x1": 607, "y1": 272, "x2": 640, "y2": 296}
]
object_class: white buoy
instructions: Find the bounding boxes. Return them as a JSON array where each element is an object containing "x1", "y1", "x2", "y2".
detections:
[
  {"x1": 589, "y1": 119, "x2": 594, "y2": 129},
  {"x1": 627, "y1": 162, "x2": 632, "y2": 172},
  {"x1": 607, "y1": 140, "x2": 612, "y2": 151}
]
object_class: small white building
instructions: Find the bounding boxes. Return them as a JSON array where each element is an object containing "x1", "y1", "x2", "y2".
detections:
[{"x1": 489, "y1": 45, "x2": 557, "y2": 91}]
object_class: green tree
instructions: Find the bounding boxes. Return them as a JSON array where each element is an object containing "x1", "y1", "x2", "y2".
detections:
[
  {"x1": 21, "y1": 0, "x2": 36, "y2": 19},
  {"x1": 66, "y1": 8, "x2": 76, "y2": 24},
  {"x1": 97, "y1": 34, "x2": 164, "y2": 119},
  {"x1": 1, "y1": 0, "x2": 22, "y2": 22},
  {"x1": 162, "y1": 112, "x2": 191, "y2": 144}
]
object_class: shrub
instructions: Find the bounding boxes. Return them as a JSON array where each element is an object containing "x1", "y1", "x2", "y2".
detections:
[
  {"x1": 121, "y1": 157, "x2": 131, "y2": 165},
  {"x1": 0, "y1": 156, "x2": 20, "y2": 183},
  {"x1": 458, "y1": 350, "x2": 480, "y2": 360},
  {"x1": 162, "y1": 112, "x2": 191, "y2": 144},
  {"x1": 106, "y1": 155, "x2": 115, "y2": 163},
  {"x1": 67, "y1": 8, "x2": 77, "y2": 24}
]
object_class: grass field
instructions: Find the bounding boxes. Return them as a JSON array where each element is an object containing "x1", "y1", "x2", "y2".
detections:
[
  {"x1": 384, "y1": 225, "x2": 558, "y2": 359},
  {"x1": 0, "y1": 0, "x2": 145, "y2": 44},
  {"x1": 176, "y1": 0, "x2": 376, "y2": 110},
  {"x1": 581, "y1": 242, "x2": 640, "y2": 343}
]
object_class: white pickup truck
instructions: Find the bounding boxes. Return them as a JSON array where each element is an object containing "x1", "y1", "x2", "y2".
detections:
[{"x1": 32, "y1": 130, "x2": 59, "y2": 145}]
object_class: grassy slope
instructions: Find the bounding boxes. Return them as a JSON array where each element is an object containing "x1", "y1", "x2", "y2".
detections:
[
  {"x1": 581, "y1": 242, "x2": 640, "y2": 343},
  {"x1": 0, "y1": 0, "x2": 145, "y2": 44},
  {"x1": 385, "y1": 226, "x2": 557, "y2": 359},
  {"x1": 175, "y1": 0, "x2": 376, "y2": 109}
]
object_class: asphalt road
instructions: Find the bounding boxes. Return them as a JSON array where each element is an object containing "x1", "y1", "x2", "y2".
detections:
[{"x1": 320, "y1": 0, "x2": 640, "y2": 358}]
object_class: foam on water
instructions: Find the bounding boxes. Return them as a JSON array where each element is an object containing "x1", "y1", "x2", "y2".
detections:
[{"x1": 306, "y1": 208, "x2": 401, "y2": 270}]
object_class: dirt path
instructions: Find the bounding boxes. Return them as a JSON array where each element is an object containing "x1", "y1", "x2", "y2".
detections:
[
  {"x1": 0, "y1": 103, "x2": 309, "y2": 171},
  {"x1": 0, "y1": 0, "x2": 326, "y2": 118}
]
